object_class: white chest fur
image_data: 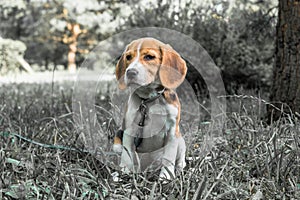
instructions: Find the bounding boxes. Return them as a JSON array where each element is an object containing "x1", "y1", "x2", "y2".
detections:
[{"x1": 124, "y1": 94, "x2": 178, "y2": 152}]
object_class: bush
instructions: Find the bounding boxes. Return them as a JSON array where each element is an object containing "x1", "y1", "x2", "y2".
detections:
[
  {"x1": 0, "y1": 37, "x2": 27, "y2": 75},
  {"x1": 192, "y1": 6, "x2": 275, "y2": 93}
]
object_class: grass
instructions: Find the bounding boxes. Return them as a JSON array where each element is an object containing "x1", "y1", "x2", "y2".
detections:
[{"x1": 0, "y1": 81, "x2": 299, "y2": 199}]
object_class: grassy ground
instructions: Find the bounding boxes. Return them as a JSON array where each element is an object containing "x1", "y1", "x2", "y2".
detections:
[{"x1": 0, "y1": 81, "x2": 299, "y2": 199}]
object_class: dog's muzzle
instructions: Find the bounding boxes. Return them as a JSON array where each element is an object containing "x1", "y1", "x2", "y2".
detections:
[{"x1": 126, "y1": 68, "x2": 138, "y2": 80}]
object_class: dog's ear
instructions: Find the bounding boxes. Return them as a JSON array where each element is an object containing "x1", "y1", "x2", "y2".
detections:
[
  {"x1": 115, "y1": 53, "x2": 127, "y2": 90},
  {"x1": 159, "y1": 44, "x2": 187, "y2": 89}
]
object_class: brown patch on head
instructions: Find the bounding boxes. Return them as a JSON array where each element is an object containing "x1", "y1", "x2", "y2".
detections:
[
  {"x1": 116, "y1": 38, "x2": 163, "y2": 88},
  {"x1": 137, "y1": 38, "x2": 165, "y2": 84}
]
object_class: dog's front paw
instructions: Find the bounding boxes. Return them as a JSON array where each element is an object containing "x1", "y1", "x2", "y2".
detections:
[
  {"x1": 113, "y1": 144, "x2": 123, "y2": 153},
  {"x1": 159, "y1": 166, "x2": 175, "y2": 181}
]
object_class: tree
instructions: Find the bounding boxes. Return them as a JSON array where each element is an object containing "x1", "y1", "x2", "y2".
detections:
[
  {"x1": 269, "y1": 0, "x2": 300, "y2": 120},
  {"x1": 46, "y1": 0, "x2": 129, "y2": 72},
  {"x1": 1, "y1": 0, "x2": 131, "y2": 72}
]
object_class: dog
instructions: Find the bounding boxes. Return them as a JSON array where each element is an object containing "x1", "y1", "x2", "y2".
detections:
[{"x1": 113, "y1": 37, "x2": 187, "y2": 180}]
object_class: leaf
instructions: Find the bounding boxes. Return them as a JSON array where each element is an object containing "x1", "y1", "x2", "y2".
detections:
[
  {"x1": 5, "y1": 190, "x2": 20, "y2": 199},
  {"x1": 49, "y1": 18, "x2": 67, "y2": 32},
  {"x1": 6, "y1": 158, "x2": 21, "y2": 166}
]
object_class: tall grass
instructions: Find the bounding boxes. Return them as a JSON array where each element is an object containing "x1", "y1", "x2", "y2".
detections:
[{"x1": 0, "y1": 83, "x2": 299, "y2": 199}]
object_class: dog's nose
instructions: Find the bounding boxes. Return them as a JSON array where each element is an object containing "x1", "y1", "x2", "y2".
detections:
[{"x1": 126, "y1": 68, "x2": 138, "y2": 79}]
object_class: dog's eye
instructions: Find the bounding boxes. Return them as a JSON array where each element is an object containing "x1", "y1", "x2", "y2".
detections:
[
  {"x1": 126, "y1": 55, "x2": 132, "y2": 61},
  {"x1": 144, "y1": 55, "x2": 155, "y2": 61}
]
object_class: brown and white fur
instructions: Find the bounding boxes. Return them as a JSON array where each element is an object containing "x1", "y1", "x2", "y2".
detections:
[{"x1": 113, "y1": 37, "x2": 187, "y2": 180}]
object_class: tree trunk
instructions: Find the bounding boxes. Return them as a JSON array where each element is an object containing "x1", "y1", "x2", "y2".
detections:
[
  {"x1": 17, "y1": 57, "x2": 34, "y2": 74},
  {"x1": 269, "y1": 0, "x2": 300, "y2": 120},
  {"x1": 68, "y1": 42, "x2": 77, "y2": 73},
  {"x1": 67, "y1": 23, "x2": 81, "y2": 73}
]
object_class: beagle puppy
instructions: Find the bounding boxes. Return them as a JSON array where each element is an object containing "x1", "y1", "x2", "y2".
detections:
[{"x1": 113, "y1": 37, "x2": 187, "y2": 180}]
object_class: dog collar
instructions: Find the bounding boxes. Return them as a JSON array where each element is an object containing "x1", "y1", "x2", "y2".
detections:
[{"x1": 139, "y1": 86, "x2": 165, "y2": 108}]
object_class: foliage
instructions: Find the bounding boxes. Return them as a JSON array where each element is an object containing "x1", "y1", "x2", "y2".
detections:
[
  {"x1": 192, "y1": 2, "x2": 276, "y2": 92},
  {"x1": 0, "y1": 0, "x2": 131, "y2": 69},
  {"x1": 0, "y1": 82, "x2": 299, "y2": 199},
  {"x1": 122, "y1": 0, "x2": 277, "y2": 92},
  {"x1": 0, "y1": 0, "x2": 27, "y2": 39},
  {"x1": 0, "y1": 0, "x2": 277, "y2": 91},
  {"x1": 0, "y1": 37, "x2": 27, "y2": 75}
]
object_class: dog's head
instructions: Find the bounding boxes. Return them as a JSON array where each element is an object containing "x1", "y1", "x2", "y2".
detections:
[{"x1": 115, "y1": 37, "x2": 187, "y2": 90}]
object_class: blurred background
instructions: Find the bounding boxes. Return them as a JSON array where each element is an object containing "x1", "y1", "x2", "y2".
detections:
[{"x1": 0, "y1": 0, "x2": 277, "y2": 93}]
